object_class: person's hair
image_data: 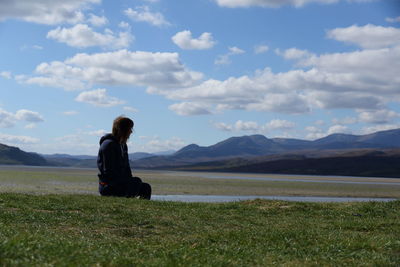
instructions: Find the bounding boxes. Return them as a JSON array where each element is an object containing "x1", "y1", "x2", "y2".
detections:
[{"x1": 112, "y1": 116, "x2": 134, "y2": 144}]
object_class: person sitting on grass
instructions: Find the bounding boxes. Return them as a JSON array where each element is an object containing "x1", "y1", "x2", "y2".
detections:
[{"x1": 97, "y1": 116, "x2": 151, "y2": 199}]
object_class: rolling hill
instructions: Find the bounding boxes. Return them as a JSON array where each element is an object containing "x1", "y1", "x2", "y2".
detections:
[
  {"x1": 131, "y1": 128, "x2": 400, "y2": 169},
  {"x1": 0, "y1": 143, "x2": 48, "y2": 166},
  {"x1": 169, "y1": 148, "x2": 400, "y2": 178}
]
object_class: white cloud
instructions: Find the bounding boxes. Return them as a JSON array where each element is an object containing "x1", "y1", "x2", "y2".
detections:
[
  {"x1": 0, "y1": 109, "x2": 15, "y2": 128},
  {"x1": 54, "y1": 134, "x2": 85, "y2": 144},
  {"x1": 87, "y1": 13, "x2": 108, "y2": 27},
  {"x1": 215, "y1": 120, "x2": 260, "y2": 132},
  {"x1": 158, "y1": 69, "x2": 311, "y2": 114},
  {"x1": 0, "y1": 133, "x2": 40, "y2": 144},
  {"x1": 47, "y1": 24, "x2": 133, "y2": 49},
  {"x1": 327, "y1": 124, "x2": 350, "y2": 135},
  {"x1": 265, "y1": 119, "x2": 295, "y2": 131},
  {"x1": 305, "y1": 124, "x2": 351, "y2": 140},
  {"x1": 85, "y1": 129, "x2": 107, "y2": 136},
  {"x1": 169, "y1": 102, "x2": 211, "y2": 116},
  {"x1": 358, "y1": 109, "x2": 400, "y2": 124},
  {"x1": 300, "y1": 49, "x2": 400, "y2": 96},
  {"x1": 25, "y1": 123, "x2": 37, "y2": 129},
  {"x1": 15, "y1": 109, "x2": 44, "y2": 122},
  {"x1": 305, "y1": 126, "x2": 325, "y2": 140},
  {"x1": 276, "y1": 47, "x2": 313, "y2": 60},
  {"x1": 247, "y1": 93, "x2": 311, "y2": 114},
  {"x1": 155, "y1": 23, "x2": 400, "y2": 116},
  {"x1": 0, "y1": 108, "x2": 44, "y2": 128},
  {"x1": 327, "y1": 24, "x2": 400, "y2": 49},
  {"x1": 360, "y1": 124, "x2": 400, "y2": 135},
  {"x1": 18, "y1": 22, "x2": 400, "y2": 123},
  {"x1": 33, "y1": 45, "x2": 43, "y2": 50},
  {"x1": 135, "y1": 136, "x2": 186, "y2": 153},
  {"x1": 158, "y1": 75, "x2": 262, "y2": 105},
  {"x1": 306, "y1": 126, "x2": 321, "y2": 133},
  {"x1": 214, "y1": 0, "x2": 370, "y2": 8},
  {"x1": 229, "y1": 46, "x2": 245, "y2": 54},
  {"x1": 66, "y1": 50, "x2": 203, "y2": 88},
  {"x1": 215, "y1": 119, "x2": 295, "y2": 133},
  {"x1": 25, "y1": 61, "x2": 87, "y2": 91},
  {"x1": 1, "y1": 71, "x2": 12, "y2": 79},
  {"x1": 386, "y1": 16, "x2": 400, "y2": 23},
  {"x1": 17, "y1": 133, "x2": 99, "y2": 155},
  {"x1": 0, "y1": 0, "x2": 99, "y2": 25},
  {"x1": 20, "y1": 44, "x2": 44, "y2": 51},
  {"x1": 214, "y1": 55, "x2": 231, "y2": 65},
  {"x1": 75, "y1": 89, "x2": 126, "y2": 107},
  {"x1": 215, "y1": 46, "x2": 245, "y2": 65},
  {"x1": 25, "y1": 49, "x2": 203, "y2": 91},
  {"x1": 124, "y1": 6, "x2": 170, "y2": 27},
  {"x1": 25, "y1": 75, "x2": 87, "y2": 92},
  {"x1": 123, "y1": 106, "x2": 139, "y2": 113},
  {"x1": 254, "y1": 44, "x2": 269, "y2": 54},
  {"x1": 172, "y1": 30, "x2": 216, "y2": 50},
  {"x1": 235, "y1": 120, "x2": 260, "y2": 131},
  {"x1": 311, "y1": 92, "x2": 382, "y2": 110},
  {"x1": 63, "y1": 111, "x2": 79, "y2": 116},
  {"x1": 119, "y1": 21, "x2": 131, "y2": 29},
  {"x1": 214, "y1": 122, "x2": 234, "y2": 131},
  {"x1": 332, "y1": 116, "x2": 357, "y2": 125}
]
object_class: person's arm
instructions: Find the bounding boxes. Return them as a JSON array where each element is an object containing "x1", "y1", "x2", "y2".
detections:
[
  {"x1": 120, "y1": 143, "x2": 134, "y2": 179},
  {"x1": 123, "y1": 144, "x2": 142, "y2": 182},
  {"x1": 101, "y1": 142, "x2": 121, "y2": 184}
]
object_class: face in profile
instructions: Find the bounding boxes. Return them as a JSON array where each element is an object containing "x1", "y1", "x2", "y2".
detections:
[
  {"x1": 127, "y1": 127, "x2": 133, "y2": 140},
  {"x1": 121, "y1": 127, "x2": 133, "y2": 144}
]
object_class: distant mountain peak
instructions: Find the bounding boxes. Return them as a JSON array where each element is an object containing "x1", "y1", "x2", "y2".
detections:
[{"x1": 175, "y1": 144, "x2": 202, "y2": 154}]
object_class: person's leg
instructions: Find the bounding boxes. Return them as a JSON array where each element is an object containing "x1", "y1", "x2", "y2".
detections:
[
  {"x1": 99, "y1": 184, "x2": 126, "y2": 197},
  {"x1": 125, "y1": 177, "x2": 151, "y2": 199},
  {"x1": 138, "y1": 182, "x2": 152, "y2": 200},
  {"x1": 125, "y1": 178, "x2": 141, "y2": 197}
]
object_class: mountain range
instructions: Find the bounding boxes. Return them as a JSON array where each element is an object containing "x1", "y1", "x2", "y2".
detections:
[
  {"x1": 1, "y1": 128, "x2": 400, "y2": 177},
  {"x1": 131, "y1": 128, "x2": 400, "y2": 168}
]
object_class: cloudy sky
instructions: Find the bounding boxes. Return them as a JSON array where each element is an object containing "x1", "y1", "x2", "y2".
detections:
[{"x1": 1, "y1": 0, "x2": 400, "y2": 155}]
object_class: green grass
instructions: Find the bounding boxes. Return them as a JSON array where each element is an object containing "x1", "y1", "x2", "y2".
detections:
[{"x1": 0, "y1": 193, "x2": 399, "y2": 266}]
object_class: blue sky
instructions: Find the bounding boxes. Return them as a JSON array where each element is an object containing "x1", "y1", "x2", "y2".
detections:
[{"x1": 1, "y1": 0, "x2": 400, "y2": 155}]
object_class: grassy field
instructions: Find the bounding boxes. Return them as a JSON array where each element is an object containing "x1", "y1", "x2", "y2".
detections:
[
  {"x1": 0, "y1": 193, "x2": 399, "y2": 266},
  {"x1": 0, "y1": 166, "x2": 399, "y2": 265},
  {"x1": 0, "y1": 166, "x2": 399, "y2": 198}
]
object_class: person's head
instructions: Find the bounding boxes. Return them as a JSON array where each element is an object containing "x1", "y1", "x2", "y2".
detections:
[{"x1": 112, "y1": 116, "x2": 134, "y2": 144}]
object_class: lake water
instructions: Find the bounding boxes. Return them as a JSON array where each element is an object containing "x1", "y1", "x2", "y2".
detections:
[{"x1": 152, "y1": 194, "x2": 397, "y2": 203}]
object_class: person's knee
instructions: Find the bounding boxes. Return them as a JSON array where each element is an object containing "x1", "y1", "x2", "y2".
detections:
[
  {"x1": 143, "y1": 182, "x2": 151, "y2": 194},
  {"x1": 140, "y1": 183, "x2": 152, "y2": 199}
]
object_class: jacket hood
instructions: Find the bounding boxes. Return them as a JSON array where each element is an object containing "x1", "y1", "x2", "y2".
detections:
[{"x1": 99, "y1": 133, "x2": 116, "y2": 145}]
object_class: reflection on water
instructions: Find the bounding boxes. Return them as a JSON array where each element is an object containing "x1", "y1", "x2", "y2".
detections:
[{"x1": 152, "y1": 195, "x2": 397, "y2": 203}]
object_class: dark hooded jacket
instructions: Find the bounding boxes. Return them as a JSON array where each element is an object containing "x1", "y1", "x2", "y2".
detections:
[{"x1": 97, "y1": 133, "x2": 132, "y2": 186}]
